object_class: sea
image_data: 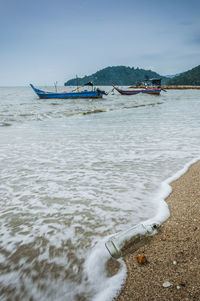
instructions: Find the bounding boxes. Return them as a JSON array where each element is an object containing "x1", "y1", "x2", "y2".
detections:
[{"x1": 0, "y1": 86, "x2": 200, "y2": 301}]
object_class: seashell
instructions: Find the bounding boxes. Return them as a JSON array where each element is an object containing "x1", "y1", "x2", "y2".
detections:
[{"x1": 134, "y1": 254, "x2": 148, "y2": 264}]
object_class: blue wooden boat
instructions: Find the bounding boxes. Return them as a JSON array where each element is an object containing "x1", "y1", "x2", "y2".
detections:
[{"x1": 30, "y1": 84, "x2": 105, "y2": 99}]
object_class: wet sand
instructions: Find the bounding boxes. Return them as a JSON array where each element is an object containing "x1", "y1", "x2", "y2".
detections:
[{"x1": 116, "y1": 160, "x2": 200, "y2": 300}]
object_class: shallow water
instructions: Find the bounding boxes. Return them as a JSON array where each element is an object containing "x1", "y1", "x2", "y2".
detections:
[{"x1": 0, "y1": 86, "x2": 200, "y2": 300}]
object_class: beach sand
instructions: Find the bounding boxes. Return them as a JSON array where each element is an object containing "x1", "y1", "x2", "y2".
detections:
[{"x1": 115, "y1": 160, "x2": 200, "y2": 301}]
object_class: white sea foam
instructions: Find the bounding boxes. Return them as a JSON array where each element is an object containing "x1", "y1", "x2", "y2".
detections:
[
  {"x1": 83, "y1": 238, "x2": 126, "y2": 301},
  {"x1": 146, "y1": 156, "x2": 200, "y2": 226}
]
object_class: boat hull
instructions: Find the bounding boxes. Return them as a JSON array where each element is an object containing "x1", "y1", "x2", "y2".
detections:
[
  {"x1": 30, "y1": 84, "x2": 103, "y2": 99},
  {"x1": 113, "y1": 85, "x2": 161, "y2": 95},
  {"x1": 38, "y1": 93, "x2": 102, "y2": 99}
]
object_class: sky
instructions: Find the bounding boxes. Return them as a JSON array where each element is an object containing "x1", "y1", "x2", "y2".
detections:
[{"x1": 0, "y1": 0, "x2": 200, "y2": 86}]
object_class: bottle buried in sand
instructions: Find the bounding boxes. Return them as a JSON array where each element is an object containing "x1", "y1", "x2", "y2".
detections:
[{"x1": 105, "y1": 222, "x2": 161, "y2": 259}]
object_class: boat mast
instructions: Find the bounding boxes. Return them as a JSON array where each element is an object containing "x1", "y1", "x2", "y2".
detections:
[
  {"x1": 76, "y1": 75, "x2": 79, "y2": 90},
  {"x1": 54, "y1": 81, "x2": 58, "y2": 92}
]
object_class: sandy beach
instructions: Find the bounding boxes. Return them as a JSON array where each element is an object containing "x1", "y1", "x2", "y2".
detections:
[{"x1": 116, "y1": 160, "x2": 200, "y2": 301}]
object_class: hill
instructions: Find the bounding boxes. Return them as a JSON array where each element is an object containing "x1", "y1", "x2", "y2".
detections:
[
  {"x1": 167, "y1": 65, "x2": 200, "y2": 85},
  {"x1": 165, "y1": 73, "x2": 181, "y2": 79},
  {"x1": 64, "y1": 66, "x2": 164, "y2": 86}
]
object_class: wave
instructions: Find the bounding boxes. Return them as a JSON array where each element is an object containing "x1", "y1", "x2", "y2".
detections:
[
  {"x1": 124, "y1": 102, "x2": 163, "y2": 109},
  {"x1": 84, "y1": 156, "x2": 200, "y2": 301},
  {"x1": 0, "y1": 122, "x2": 12, "y2": 127}
]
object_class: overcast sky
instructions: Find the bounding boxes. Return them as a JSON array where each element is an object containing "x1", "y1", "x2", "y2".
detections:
[{"x1": 0, "y1": 0, "x2": 199, "y2": 86}]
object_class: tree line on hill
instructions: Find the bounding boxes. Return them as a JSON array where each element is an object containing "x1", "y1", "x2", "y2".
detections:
[
  {"x1": 166, "y1": 65, "x2": 200, "y2": 86},
  {"x1": 64, "y1": 65, "x2": 200, "y2": 86}
]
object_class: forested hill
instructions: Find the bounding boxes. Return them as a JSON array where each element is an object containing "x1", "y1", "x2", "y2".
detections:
[
  {"x1": 167, "y1": 65, "x2": 200, "y2": 85},
  {"x1": 64, "y1": 66, "x2": 164, "y2": 86}
]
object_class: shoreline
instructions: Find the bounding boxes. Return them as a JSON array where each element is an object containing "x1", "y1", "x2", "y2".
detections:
[
  {"x1": 129, "y1": 85, "x2": 200, "y2": 89},
  {"x1": 116, "y1": 160, "x2": 200, "y2": 300}
]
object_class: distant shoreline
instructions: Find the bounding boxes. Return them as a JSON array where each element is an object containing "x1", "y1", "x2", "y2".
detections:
[
  {"x1": 162, "y1": 85, "x2": 200, "y2": 89},
  {"x1": 129, "y1": 85, "x2": 200, "y2": 89}
]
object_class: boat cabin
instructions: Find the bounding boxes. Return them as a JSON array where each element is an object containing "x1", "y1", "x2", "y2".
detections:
[{"x1": 150, "y1": 78, "x2": 162, "y2": 87}]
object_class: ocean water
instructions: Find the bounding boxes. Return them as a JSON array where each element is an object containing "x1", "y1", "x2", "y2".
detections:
[{"x1": 0, "y1": 86, "x2": 200, "y2": 300}]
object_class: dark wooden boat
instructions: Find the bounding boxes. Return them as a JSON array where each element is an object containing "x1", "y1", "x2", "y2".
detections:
[
  {"x1": 113, "y1": 78, "x2": 162, "y2": 95},
  {"x1": 30, "y1": 84, "x2": 105, "y2": 99},
  {"x1": 113, "y1": 85, "x2": 161, "y2": 95}
]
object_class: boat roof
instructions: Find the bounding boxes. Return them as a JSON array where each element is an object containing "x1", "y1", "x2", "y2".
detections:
[
  {"x1": 84, "y1": 81, "x2": 93, "y2": 86},
  {"x1": 150, "y1": 78, "x2": 162, "y2": 85}
]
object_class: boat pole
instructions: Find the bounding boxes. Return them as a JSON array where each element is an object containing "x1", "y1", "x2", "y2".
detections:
[{"x1": 54, "y1": 81, "x2": 58, "y2": 92}]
